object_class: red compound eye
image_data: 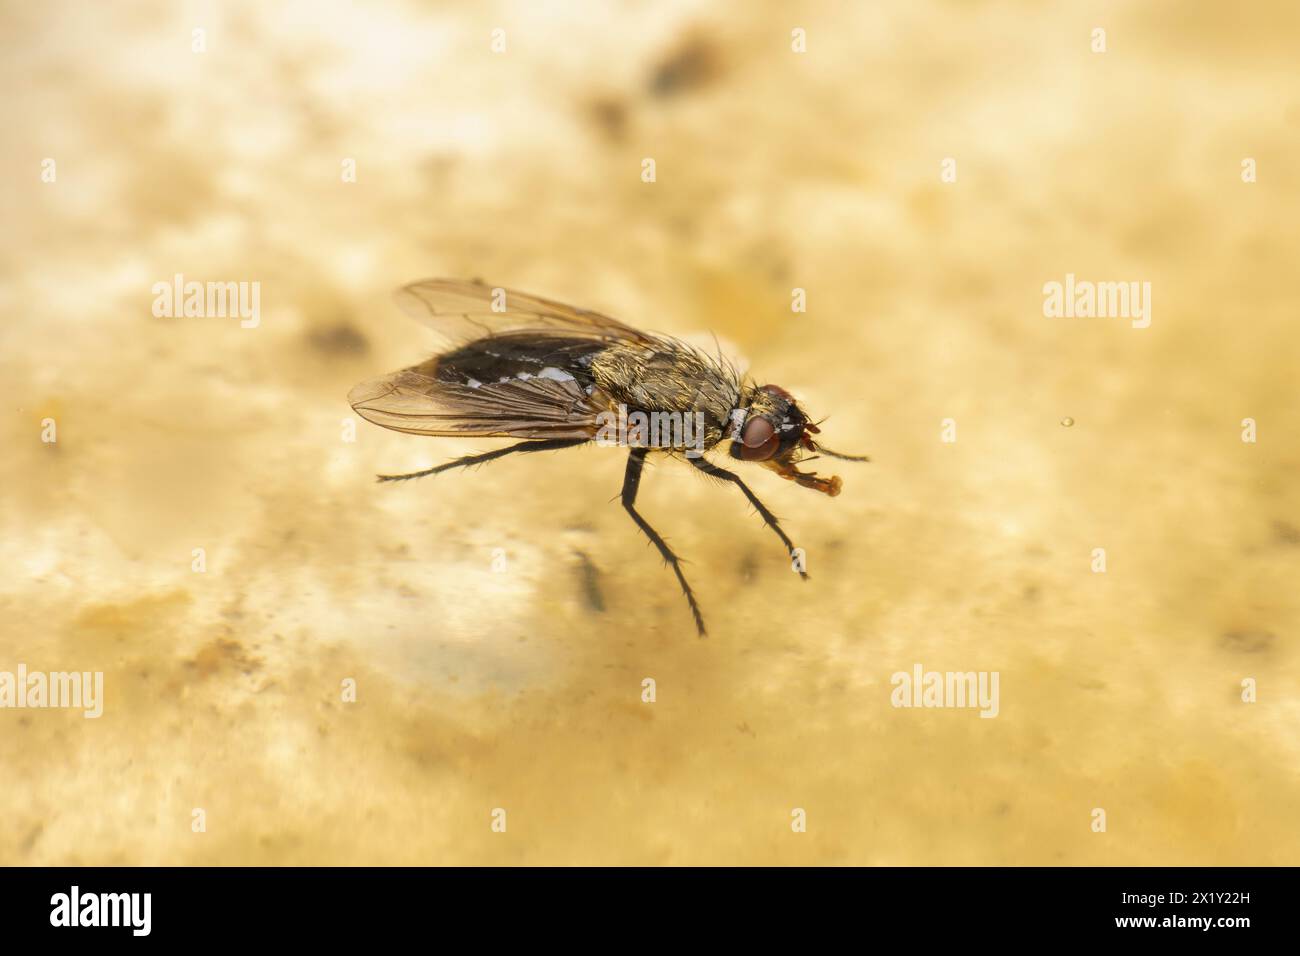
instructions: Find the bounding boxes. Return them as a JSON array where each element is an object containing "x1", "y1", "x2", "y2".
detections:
[{"x1": 738, "y1": 417, "x2": 779, "y2": 461}]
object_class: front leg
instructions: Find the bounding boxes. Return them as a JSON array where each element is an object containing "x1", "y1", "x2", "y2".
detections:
[
  {"x1": 621, "y1": 448, "x2": 708, "y2": 637},
  {"x1": 688, "y1": 456, "x2": 808, "y2": 580}
]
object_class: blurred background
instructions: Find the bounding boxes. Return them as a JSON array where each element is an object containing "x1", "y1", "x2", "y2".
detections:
[{"x1": 1, "y1": 0, "x2": 1297, "y2": 864}]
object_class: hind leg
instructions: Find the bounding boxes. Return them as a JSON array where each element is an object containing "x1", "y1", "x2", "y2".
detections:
[
  {"x1": 377, "y1": 437, "x2": 588, "y2": 482},
  {"x1": 620, "y1": 448, "x2": 707, "y2": 637}
]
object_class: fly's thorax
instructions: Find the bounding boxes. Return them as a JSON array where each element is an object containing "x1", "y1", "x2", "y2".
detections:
[{"x1": 590, "y1": 340, "x2": 738, "y2": 451}]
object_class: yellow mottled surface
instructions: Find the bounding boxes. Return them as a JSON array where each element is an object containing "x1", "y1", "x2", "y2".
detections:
[{"x1": 1, "y1": 0, "x2": 1297, "y2": 865}]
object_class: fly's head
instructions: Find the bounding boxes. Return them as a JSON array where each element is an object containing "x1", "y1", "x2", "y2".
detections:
[{"x1": 727, "y1": 384, "x2": 869, "y2": 496}]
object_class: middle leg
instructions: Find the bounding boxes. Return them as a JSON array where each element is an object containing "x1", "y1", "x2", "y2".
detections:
[{"x1": 621, "y1": 448, "x2": 708, "y2": 637}]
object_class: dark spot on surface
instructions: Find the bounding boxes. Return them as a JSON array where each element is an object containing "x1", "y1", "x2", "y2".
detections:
[
  {"x1": 574, "y1": 550, "x2": 605, "y2": 612},
  {"x1": 1220, "y1": 630, "x2": 1275, "y2": 654},
  {"x1": 587, "y1": 96, "x2": 628, "y2": 141},
  {"x1": 307, "y1": 322, "x2": 369, "y2": 356},
  {"x1": 1272, "y1": 520, "x2": 1300, "y2": 545},
  {"x1": 648, "y1": 35, "x2": 722, "y2": 98},
  {"x1": 738, "y1": 552, "x2": 759, "y2": 583},
  {"x1": 19, "y1": 823, "x2": 43, "y2": 854},
  {"x1": 183, "y1": 638, "x2": 263, "y2": 679}
]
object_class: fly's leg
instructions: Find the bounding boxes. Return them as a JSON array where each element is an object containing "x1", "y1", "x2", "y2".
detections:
[
  {"x1": 688, "y1": 456, "x2": 808, "y2": 580},
  {"x1": 377, "y1": 438, "x2": 588, "y2": 482},
  {"x1": 621, "y1": 448, "x2": 707, "y2": 637}
]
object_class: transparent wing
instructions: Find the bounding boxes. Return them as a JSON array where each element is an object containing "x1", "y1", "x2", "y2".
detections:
[
  {"x1": 348, "y1": 363, "x2": 608, "y2": 440},
  {"x1": 394, "y1": 278, "x2": 655, "y2": 346}
]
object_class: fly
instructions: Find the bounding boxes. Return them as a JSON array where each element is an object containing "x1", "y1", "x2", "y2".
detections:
[{"x1": 348, "y1": 279, "x2": 868, "y2": 637}]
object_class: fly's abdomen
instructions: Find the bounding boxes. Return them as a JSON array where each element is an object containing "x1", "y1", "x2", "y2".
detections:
[{"x1": 424, "y1": 333, "x2": 605, "y2": 392}]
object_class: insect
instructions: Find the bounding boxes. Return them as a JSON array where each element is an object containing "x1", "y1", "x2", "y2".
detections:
[{"x1": 349, "y1": 279, "x2": 868, "y2": 636}]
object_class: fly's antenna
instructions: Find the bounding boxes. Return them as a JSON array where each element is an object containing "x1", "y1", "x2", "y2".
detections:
[{"x1": 814, "y1": 444, "x2": 871, "y2": 463}]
